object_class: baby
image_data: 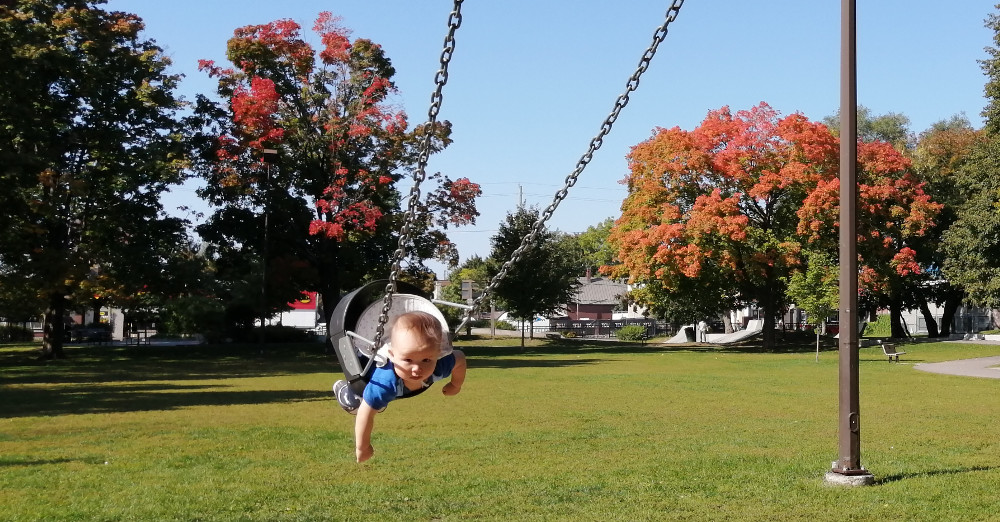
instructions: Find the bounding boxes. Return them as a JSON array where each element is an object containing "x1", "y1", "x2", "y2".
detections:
[{"x1": 333, "y1": 310, "x2": 466, "y2": 463}]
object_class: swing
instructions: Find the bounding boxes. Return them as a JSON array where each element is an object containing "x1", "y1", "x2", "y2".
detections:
[
  {"x1": 330, "y1": 0, "x2": 686, "y2": 391},
  {"x1": 330, "y1": 279, "x2": 454, "y2": 396}
]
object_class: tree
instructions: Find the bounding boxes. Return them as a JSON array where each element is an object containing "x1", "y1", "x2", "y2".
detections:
[
  {"x1": 609, "y1": 103, "x2": 831, "y2": 349},
  {"x1": 0, "y1": 1, "x2": 189, "y2": 357},
  {"x1": 941, "y1": 136, "x2": 1000, "y2": 310},
  {"x1": 194, "y1": 13, "x2": 480, "y2": 331},
  {"x1": 785, "y1": 250, "x2": 838, "y2": 361},
  {"x1": 559, "y1": 217, "x2": 617, "y2": 277},
  {"x1": 439, "y1": 255, "x2": 489, "y2": 329},
  {"x1": 823, "y1": 105, "x2": 912, "y2": 151},
  {"x1": 609, "y1": 103, "x2": 939, "y2": 349},
  {"x1": 941, "y1": 7, "x2": 1000, "y2": 313},
  {"x1": 488, "y1": 206, "x2": 580, "y2": 346},
  {"x1": 905, "y1": 116, "x2": 981, "y2": 336}
]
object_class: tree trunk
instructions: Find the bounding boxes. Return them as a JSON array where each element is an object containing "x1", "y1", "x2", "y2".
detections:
[
  {"x1": 917, "y1": 296, "x2": 939, "y2": 338},
  {"x1": 722, "y1": 313, "x2": 734, "y2": 334},
  {"x1": 889, "y1": 302, "x2": 907, "y2": 338},
  {"x1": 40, "y1": 293, "x2": 67, "y2": 359},
  {"x1": 939, "y1": 290, "x2": 964, "y2": 337},
  {"x1": 761, "y1": 310, "x2": 776, "y2": 350},
  {"x1": 760, "y1": 274, "x2": 777, "y2": 350}
]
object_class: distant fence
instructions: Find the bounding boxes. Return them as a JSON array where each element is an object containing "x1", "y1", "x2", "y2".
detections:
[{"x1": 547, "y1": 318, "x2": 676, "y2": 339}]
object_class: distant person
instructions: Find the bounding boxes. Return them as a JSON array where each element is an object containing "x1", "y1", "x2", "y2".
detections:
[
  {"x1": 332, "y1": 311, "x2": 467, "y2": 463},
  {"x1": 697, "y1": 320, "x2": 709, "y2": 342}
]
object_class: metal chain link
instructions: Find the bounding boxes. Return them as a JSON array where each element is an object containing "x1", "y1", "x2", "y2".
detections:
[
  {"x1": 372, "y1": 0, "x2": 464, "y2": 350},
  {"x1": 455, "y1": 0, "x2": 685, "y2": 334}
]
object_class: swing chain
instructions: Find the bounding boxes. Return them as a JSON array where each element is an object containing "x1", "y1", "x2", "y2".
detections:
[
  {"x1": 373, "y1": 0, "x2": 464, "y2": 350},
  {"x1": 455, "y1": 0, "x2": 685, "y2": 333}
]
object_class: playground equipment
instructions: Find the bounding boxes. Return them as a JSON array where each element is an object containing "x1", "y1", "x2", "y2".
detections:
[{"x1": 331, "y1": 0, "x2": 686, "y2": 389}]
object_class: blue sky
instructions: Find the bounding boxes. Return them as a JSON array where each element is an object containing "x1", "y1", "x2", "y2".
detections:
[{"x1": 106, "y1": 0, "x2": 995, "y2": 278}]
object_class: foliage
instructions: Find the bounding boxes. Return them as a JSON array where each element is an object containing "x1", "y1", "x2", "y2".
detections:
[
  {"x1": 494, "y1": 319, "x2": 515, "y2": 330},
  {"x1": 615, "y1": 324, "x2": 646, "y2": 341},
  {"x1": 940, "y1": 136, "x2": 1000, "y2": 309},
  {"x1": 3, "y1": 340, "x2": 1000, "y2": 520},
  {"x1": 0, "y1": 324, "x2": 34, "y2": 343},
  {"x1": 785, "y1": 250, "x2": 838, "y2": 332},
  {"x1": 439, "y1": 255, "x2": 490, "y2": 327},
  {"x1": 903, "y1": 115, "x2": 980, "y2": 336},
  {"x1": 0, "y1": 0, "x2": 191, "y2": 357},
  {"x1": 822, "y1": 105, "x2": 912, "y2": 150},
  {"x1": 560, "y1": 217, "x2": 617, "y2": 276},
  {"x1": 940, "y1": 9, "x2": 1000, "y2": 310},
  {"x1": 610, "y1": 103, "x2": 940, "y2": 348},
  {"x1": 861, "y1": 313, "x2": 892, "y2": 338},
  {"x1": 194, "y1": 12, "x2": 480, "y2": 332},
  {"x1": 488, "y1": 206, "x2": 580, "y2": 345},
  {"x1": 982, "y1": 7, "x2": 1000, "y2": 136},
  {"x1": 158, "y1": 294, "x2": 227, "y2": 340}
]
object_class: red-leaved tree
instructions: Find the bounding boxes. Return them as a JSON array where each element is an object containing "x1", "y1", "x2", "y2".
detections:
[{"x1": 194, "y1": 12, "x2": 480, "y2": 326}]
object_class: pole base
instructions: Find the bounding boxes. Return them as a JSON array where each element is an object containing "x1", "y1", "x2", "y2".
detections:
[{"x1": 824, "y1": 470, "x2": 875, "y2": 486}]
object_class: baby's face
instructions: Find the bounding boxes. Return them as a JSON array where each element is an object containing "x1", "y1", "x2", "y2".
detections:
[{"x1": 388, "y1": 327, "x2": 439, "y2": 384}]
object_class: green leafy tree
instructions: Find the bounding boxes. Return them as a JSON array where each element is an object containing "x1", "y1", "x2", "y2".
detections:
[
  {"x1": 906, "y1": 116, "x2": 981, "y2": 336},
  {"x1": 439, "y1": 255, "x2": 489, "y2": 328},
  {"x1": 823, "y1": 105, "x2": 912, "y2": 151},
  {"x1": 785, "y1": 250, "x2": 838, "y2": 360},
  {"x1": 488, "y1": 206, "x2": 580, "y2": 346},
  {"x1": 942, "y1": 137, "x2": 1000, "y2": 310},
  {"x1": 194, "y1": 13, "x2": 480, "y2": 333},
  {"x1": 560, "y1": 217, "x2": 617, "y2": 276},
  {"x1": 941, "y1": 7, "x2": 1000, "y2": 313},
  {"x1": 0, "y1": 1, "x2": 189, "y2": 357}
]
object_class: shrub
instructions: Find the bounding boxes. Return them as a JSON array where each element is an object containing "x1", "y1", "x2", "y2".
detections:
[
  {"x1": 495, "y1": 320, "x2": 516, "y2": 330},
  {"x1": 0, "y1": 324, "x2": 34, "y2": 343},
  {"x1": 563, "y1": 331, "x2": 577, "y2": 338},
  {"x1": 861, "y1": 314, "x2": 891, "y2": 338},
  {"x1": 616, "y1": 324, "x2": 647, "y2": 341},
  {"x1": 159, "y1": 295, "x2": 226, "y2": 339}
]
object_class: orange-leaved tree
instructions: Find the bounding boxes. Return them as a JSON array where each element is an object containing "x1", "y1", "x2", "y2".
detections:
[{"x1": 607, "y1": 102, "x2": 939, "y2": 349}]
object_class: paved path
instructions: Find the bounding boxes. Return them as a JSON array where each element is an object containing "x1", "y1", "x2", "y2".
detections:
[{"x1": 914, "y1": 355, "x2": 1000, "y2": 379}]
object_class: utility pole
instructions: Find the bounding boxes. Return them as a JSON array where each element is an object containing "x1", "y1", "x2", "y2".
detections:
[{"x1": 826, "y1": 0, "x2": 873, "y2": 486}]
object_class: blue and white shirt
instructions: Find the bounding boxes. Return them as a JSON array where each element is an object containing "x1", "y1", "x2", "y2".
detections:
[{"x1": 362, "y1": 353, "x2": 457, "y2": 411}]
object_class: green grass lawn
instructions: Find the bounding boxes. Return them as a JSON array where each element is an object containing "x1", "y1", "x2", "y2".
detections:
[{"x1": 2, "y1": 337, "x2": 999, "y2": 521}]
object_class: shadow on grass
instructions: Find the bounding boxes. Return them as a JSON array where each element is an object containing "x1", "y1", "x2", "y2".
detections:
[
  {"x1": 876, "y1": 465, "x2": 1000, "y2": 485},
  {"x1": 0, "y1": 342, "x2": 341, "y2": 417},
  {"x1": 0, "y1": 342, "x2": 335, "y2": 386},
  {"x1": 458, "y1": 331, "x2": 841, "y2": 359},
  {"x1": 0, "y1": 456, "x2": 106, "y2": 467},
  {"x1": 0, "y1": 382, "x2": 330, "y2": 418}
]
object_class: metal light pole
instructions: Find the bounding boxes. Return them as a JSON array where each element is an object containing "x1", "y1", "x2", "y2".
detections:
[{"x1": 826, "y1": 0, "x2": 873, "y2": 486}]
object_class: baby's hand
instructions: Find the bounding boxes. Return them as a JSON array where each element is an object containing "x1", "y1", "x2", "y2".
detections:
[
  {"x1": 356, "y1": 443, "x2": 374, "y2": 463},
  {"x1": 441, "y1": 382, "x2": 462, "y2": 396}
]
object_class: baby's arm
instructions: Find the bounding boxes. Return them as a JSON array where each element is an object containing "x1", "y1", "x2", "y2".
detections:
[
  {"x1": 354, "y1": 401, "x2": 377, "y2": 463},
  {"x1": 441, "y1": 349, "x2": 466, "y2": 396}
]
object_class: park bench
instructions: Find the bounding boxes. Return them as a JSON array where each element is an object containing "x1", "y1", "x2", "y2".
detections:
[
  {"x1": 881, "y1": 342, "x2": 906, "y2": 362},
  {"x1": 545, "y1": 332, "x2": 562, "y2": 340}
]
